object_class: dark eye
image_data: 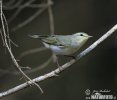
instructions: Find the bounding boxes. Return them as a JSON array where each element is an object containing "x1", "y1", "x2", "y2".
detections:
[{"x1": 80, "y1": 34, "x2": 83, "y2": 36}]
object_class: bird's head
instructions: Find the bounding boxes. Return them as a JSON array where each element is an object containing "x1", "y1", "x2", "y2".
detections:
[
  {"x1": 73, "y1": 32, "x2": 92, "y2": 44},
  {"x1": 73, "y1": 32, "x2": 92, "y2": 38}
]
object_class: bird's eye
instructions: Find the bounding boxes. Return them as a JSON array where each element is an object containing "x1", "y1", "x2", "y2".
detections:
[{"x1": 80, "y1": 34, "x2": 83, "y2": 36}]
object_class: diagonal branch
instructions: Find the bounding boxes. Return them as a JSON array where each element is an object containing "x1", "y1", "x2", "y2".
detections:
[{"x1": 0, "y1": 24, "x2": 117, "y2": 98}]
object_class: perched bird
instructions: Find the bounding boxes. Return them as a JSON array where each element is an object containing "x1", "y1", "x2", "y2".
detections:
[{"x1": 29, "y1": 32, "x2": 92, "y2": 58}]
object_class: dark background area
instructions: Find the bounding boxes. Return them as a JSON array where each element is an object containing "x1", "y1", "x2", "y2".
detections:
[{"x1": 0, "y1": 0, "x2": 117, "y2": 100}]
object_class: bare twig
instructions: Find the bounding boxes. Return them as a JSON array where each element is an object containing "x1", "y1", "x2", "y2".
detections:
[
  {"x1": 0, "y1": 24, "x2": 116, "y2": 98},
  {"x1": 0, "y1": 13, "x2": 18, "y2": 47},
  {"x1": 0, "y1": 28, "x2": 18, "y2": 47},
  {"x1": 0, "y1": 0, "x2": 43, "y2": 93},
  {"x1": 47, "y1": 0, "x2": 54, "y2": 34},
  {"x1": 8, "y1": 0, "x2": 36, "y2": 23},
  {"x1": 0, "y1": 29, "x2": 5, "y2": 46},
  {"x1": 17, "y1": 47, "x2": 47, "y2": 59},
  {"x1": 23, "y1": 56, "x2": 53, "y2": 74},
  {"x1": 0, "y1": 56, "x2": 52, "y2": 75},
  {"x1": 2, "y1": 13, "x2": 11, "y2": 49},
  {"x1": 3, "y1": 0, "x2": 23, "y2": 10},
  {"x1": 17, "y1": 47, "x2": 51, "y2": 74},
  {"x1": 11, "y1": 0, "x2": 53, "y2": 32},
  {"x1": 11, "y1": 7, "x2": 47, "y2": 32},
  {"x1": 0, "y1": 47, "x2": 50, "y2": 75},
  {"x1": 4, "y1": 0, "x2": 15, "y2": 6},
  {"x1": 27, "y1": 3, "x2": 53, "y2": 8}
]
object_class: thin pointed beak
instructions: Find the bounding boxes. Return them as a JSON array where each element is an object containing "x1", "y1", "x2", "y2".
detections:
[{"x1": 88, "y1": 35, "x2": 93, "y2": 38}]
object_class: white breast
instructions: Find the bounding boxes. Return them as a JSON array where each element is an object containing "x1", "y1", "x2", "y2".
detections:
[
  {"x1": 42, "y1": 42, "x2": 62, "y2": 54},
  {"x1": 42, "y1": 42, "x2": 78, "y2": 55},
  {"x1": 50, "y1": 45, "x2": 64, "y2": 54},
  {"x1": 51, "y1": 45, "x2": 78, "y2": 55}
]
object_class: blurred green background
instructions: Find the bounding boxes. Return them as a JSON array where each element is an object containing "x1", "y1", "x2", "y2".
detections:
[{"x1": 0, "y1": 0, "x2": 117, "y2": 100}]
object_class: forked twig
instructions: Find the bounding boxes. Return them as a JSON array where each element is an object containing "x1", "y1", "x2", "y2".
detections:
[
  {"x1": 11, "y1": 7, "x2": 47, "y2": 31},
  {"x1": 0, "y1": 0, "x2": 43, "y2": 93},
  {"x1": 8, "y1": 0, "x2": 36, "y2": 23},
  {"x1": 11, "y1": 2, "x2": 54, "y2": 31}
]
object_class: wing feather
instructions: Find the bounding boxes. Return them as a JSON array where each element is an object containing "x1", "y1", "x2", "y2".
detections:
[{"x1": 29, "y1": 35, "x2": 65, "y2": 47}]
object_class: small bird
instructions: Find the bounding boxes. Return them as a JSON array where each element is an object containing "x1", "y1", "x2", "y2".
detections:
[{"x1": 29, "y1": 32, "x2": 92, "y2": 58}]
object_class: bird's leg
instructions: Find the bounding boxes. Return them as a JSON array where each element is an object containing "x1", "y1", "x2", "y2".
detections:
[
  {"x1": 56, "y1": 56, "x2": 62, "y2": 72},
  {"x1": 64, "y1": 55, "x2": 76, "y2": 60},
  {"x1": 53, "y1": 54, "x2": 62, "y2": 73}
]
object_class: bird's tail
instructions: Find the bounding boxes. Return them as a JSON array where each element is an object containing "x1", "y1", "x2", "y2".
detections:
[
  {"x1": 28, "y1": 35, "x2": 40, "y2": 38},
  {"x1": 28, "y1": 35, "x2": 49, "y2": 39}
]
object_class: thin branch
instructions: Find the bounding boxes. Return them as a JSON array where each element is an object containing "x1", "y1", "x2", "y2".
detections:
[
  {"x1": 0, "y1": 47, "x2": 50, "y2": 75},
  {"x1": 23, "y1": 56, "x2": 53, "y2": 74},
  {"x1": 11, "y1": 7, "x2": 47, "y2": 32},
  {"x1": 0, "y1": 13, "x2": 18, "y2": 47},
  {"x1": 3, "y1": 0, "x2": 15, "y2": 6},
  {"x1": 47, "y1": 0, "x2": 54, "y2": 34},
  {"x1": 3, "y1": 0, "x2": 23, "y2": 10},
  {"x1": 8, "y1": 0, "x2": 36, "y2": 23},
  {"x1": 0, "y1": 56, "x2": 52, "y2": 75},
  {"x1": 0, "y1": 24, "x2": 117, "y2": 98},
  {"x1": 11, "y1": 0, "x2": 53, "y2": 32},
  {"x1": 27, "y1": 3, "x2": 53, "y2": 8},
  {"x1": 0, "y1": 0, "x2": 43, "y2": 93},
  {"x1": 17, "y1": 47, "x2": 47, "y2": 59},
  {"x1": 2, "y1": 13, "x2": 11, "y2": 49},
  {"x1": 0, "y1": 29, "x2": 5, "y2": 46}
]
